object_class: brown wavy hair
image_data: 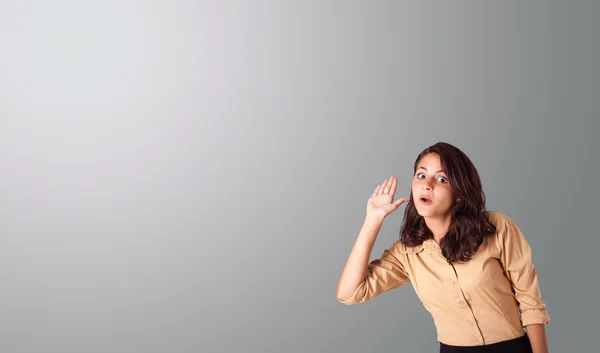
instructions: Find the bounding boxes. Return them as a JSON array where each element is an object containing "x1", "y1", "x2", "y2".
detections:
[{"x1": 399, "y1": 142, "x2": 496, "y2": 263}]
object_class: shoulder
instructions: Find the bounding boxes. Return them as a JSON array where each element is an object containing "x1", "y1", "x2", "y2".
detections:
[
  {"x1": 484, "y1": 210, "x2": 527, "y2": 249},
  {"x1": 484, "y1": 210, "x2": 517, "y2": 230}
]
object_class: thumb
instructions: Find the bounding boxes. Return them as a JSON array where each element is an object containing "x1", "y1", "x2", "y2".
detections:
[{"x1": 393, "y1": 197, "x2": 408, "y2": 207}]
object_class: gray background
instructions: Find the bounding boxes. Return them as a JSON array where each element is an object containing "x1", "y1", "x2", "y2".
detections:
[{"x1": 0, "y1": 1, "x2": 598, "y2": 352}]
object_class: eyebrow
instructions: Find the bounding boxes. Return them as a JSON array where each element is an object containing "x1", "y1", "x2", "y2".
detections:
[{"x1": 417, "y1": 166, "x2": 445, "y2": 173}]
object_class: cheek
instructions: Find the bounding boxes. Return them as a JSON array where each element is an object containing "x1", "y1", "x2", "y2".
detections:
[{"x1": 437, "y1": 188, "x2": 453, "y2": 203}]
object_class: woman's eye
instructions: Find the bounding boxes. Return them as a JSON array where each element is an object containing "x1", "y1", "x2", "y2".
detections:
[
  {"x1": 417, "y1": 173, "x2": 425, "y2": 179},
  {"x1": 437, "y1": 176, "x2": 448, "y2": 183}
]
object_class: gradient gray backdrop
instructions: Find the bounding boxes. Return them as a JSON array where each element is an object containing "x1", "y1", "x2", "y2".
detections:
[{"x1": 1, "y1": 1, "x2": 598, "y2": 353}]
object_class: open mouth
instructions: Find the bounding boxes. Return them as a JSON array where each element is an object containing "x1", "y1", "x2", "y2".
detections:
[{"x1": 419, "y1": 196, "x2": 432, "y2": 205}]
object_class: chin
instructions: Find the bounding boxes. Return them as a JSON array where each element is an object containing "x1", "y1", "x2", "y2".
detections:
[
  {"x1": 415, "y1": 208, "x2": 432, "y2": 217},
  {"x1": 415, "y1": 206, "x2": 445, "y2": 219}
]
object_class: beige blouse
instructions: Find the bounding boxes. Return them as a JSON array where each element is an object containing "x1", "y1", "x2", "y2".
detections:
[{"x1": 338, "y1": 211, "x2": 550, "y2": 346}]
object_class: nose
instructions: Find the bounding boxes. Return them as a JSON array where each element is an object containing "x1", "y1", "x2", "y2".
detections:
[{"x1": 422, "y1": 180, "x2": 432, "y2": 191}]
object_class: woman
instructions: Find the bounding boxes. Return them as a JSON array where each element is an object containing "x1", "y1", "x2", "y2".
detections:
[{"x1": 336, "y1": 142, "x2": 550, "y2": 353}]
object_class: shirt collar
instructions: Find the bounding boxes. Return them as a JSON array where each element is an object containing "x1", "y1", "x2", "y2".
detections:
[
  {"x1": 405, "y1": 239, "x2": 440, "y2": 254},
  {"x1": 404, "y1": 243, "x2": 425, "y2": 253}
]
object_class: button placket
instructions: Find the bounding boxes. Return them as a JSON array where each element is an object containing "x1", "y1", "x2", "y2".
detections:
[{"x1": 450, "y1": 263, "x2": 485, "y2": 344}]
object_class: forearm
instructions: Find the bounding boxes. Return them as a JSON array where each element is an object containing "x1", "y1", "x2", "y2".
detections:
[
  {"x1": 336, "y1": 215, "x2": 384, "y2": 301},
  {"x1": 526, "y1": 324, "x2": 548, "y2": 353}
]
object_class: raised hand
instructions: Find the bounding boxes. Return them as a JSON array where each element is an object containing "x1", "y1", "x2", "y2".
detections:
[{"x1": 366, "y1": 176, "x2": 409, "y2": 219}]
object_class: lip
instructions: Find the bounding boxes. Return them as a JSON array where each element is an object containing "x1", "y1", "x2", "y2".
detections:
[{"x1": 418, "y1": 194, "x2": 433, "y2": 206}]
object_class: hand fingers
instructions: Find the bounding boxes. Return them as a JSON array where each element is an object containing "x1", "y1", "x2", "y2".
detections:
[
  {"x1": 395, "y1": 197, "x2": 409, "y2": 204},
  {"x1": 383, "y1": 176, "x2": 396, "y2": 194},
  {"x1": 389, "y1": 177, "x2": 397, "y2": 196},
  {"x1": 374, "y1": 176, "x2": 399, "y2": 197},
  {"x1": 372, "y1": 184, "x2": 381, "y2": 197},
  {"x1": 394, "y1": 197, "x2": 409, "y2": 207},
  {"x1": 383, "y1": 178, "x2": 391, "y2": 193},
  {"x1": 378, "y1": 179, "x2": 389, "y2": 195}
]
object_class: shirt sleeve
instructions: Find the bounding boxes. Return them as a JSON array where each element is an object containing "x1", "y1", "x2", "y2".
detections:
[
  {"x1": 337, "y1": 240, "x2": 411, "y2": 305},
  {"x1": 496, "y1": 214, "x2": 550, "y2": 326}
]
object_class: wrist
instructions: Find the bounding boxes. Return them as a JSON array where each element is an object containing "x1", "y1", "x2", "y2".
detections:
[{"x1": 364, "y1": 214, "x2": 385, "y2": 226}]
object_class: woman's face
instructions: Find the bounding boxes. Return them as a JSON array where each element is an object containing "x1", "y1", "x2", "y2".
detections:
[{"x1": 411, "y1": 153, "x2": 454, "y2": 219}]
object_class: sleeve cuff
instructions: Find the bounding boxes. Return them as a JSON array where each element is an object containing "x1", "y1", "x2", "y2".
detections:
[
  {"x1": 521, "y1": 308, "x2": 550, "y2": 326},
  {"x1": 336, "y1": 283, "x2": 366, "y2": 305}
]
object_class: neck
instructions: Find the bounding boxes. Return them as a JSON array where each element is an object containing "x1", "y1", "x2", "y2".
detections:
[{"x1": 424, "y1": 215, "x2": 451, "y2": 243}]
